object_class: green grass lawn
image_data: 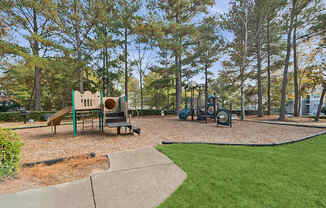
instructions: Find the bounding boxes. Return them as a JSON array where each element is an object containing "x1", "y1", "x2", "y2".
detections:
[{"x1": 157, "y1": 135, "x2": 326, "y2": 208}]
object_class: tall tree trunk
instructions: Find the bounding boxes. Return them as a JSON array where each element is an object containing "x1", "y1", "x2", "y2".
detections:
[
  {"x1": 33, "y1": 7, "x2": 41, "y2": 111},
  {"x1": 103, "y1": 27, "x2": 109, "y2": 96},
  {"x1": 102, "y1": 48, "x2": 106, "y2": 93},
  {"x1": 279, "y1": 0, "x2": 296, "y2": 120},
  {"x1": 172, "y1": 78, "x2": 175, "y2": 111},
  {"x1": 74, "y1": 0, "x2": 83, "y2": 93},
  {"x1": 138, "y1": 41, "x2": 144, "y2": 110},
  {"x1": 293, "y1": 14, "x2": 299, "y2": 117},
  {"x1": 167, "y1": 85, "x2": 170, "y2": 110},
  {"x1": 257, "y1": 35, "x2": 263, "y2": 117},
  {"x1": 124, "y1": 27, "x2": 128, "y2": 102},
  {"x1": 240, "y1": 0, "x2": 248, "y2": 121},
  {"x1": 315, "y1": 87, "x2": 326, "y2": 121},
  {"x1": 205, "y1": 63, "x2": 208, "y2": 123},
  {"x1": 240, "y1": 71, "x2": 245, "y2": 120},
  {"x1": 267, "y1": 18, "x2": 271, "y2": 115},
  {"x1": 140, "y1": 73, "x2": 143, "y2": 110},
  {"x1": 166, "y1": 50, "x2": 169, "y2": 110},
  {"x1": 106, "y1": 48, "x2": 110, "y2": 97},
  {"x1": 175, "y1": 55, "x2": 182, "y2": 114},
  {"x1": 175, "y1": 8, "x2": 182, "y2": 115},
  {"x1": 255, "y1": 9, "x2": 263, "y2": 117}
]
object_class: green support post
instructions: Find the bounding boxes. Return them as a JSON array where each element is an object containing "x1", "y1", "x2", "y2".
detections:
[{"x1": 72, "y1": 90, "x2": 77, "y2": 136}]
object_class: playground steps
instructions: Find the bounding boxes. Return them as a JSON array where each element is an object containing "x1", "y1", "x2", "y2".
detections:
[
  {"x1": 105, "y1": 112, "x2": 125, "y2": 123},
  {"x1": 106, "y1": 112, "x2": 125, "y2": 117},
  {"x1": 106, "y1": 122, "x2": 132, "y2": 128},
  {"x1": 106, "y1": 122, "x2": 141, "y2": 135},
  {"x1": 105, "y1": 117, "x2": 125, "y2": 123},
  {"x1": 105, "y1": 112, "x2": 140, "y2": 135}
]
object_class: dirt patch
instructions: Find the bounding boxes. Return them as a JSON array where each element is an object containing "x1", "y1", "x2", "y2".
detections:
[{"x1": 0, "y1": 155, "x2": 108, "y2": 194}]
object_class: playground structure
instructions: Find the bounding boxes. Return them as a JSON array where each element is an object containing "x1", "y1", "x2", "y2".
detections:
[
  {"x1": 47, "y1": 90, "x2": 140, "y2": 136},
  {"x1": 179, "y1": 82, "x2": 232, "y2": 127}
]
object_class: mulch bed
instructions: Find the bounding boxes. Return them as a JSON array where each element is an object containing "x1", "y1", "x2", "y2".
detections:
[
  {"x1": 0, "y1": 155, "x2": 108, "y2": 194},
  {"x1": 0, "y1": 115, "x2": 324, "y2": 194},
  {"x1": 15, "y1": 116, "x2": 325, "y2": 164}
]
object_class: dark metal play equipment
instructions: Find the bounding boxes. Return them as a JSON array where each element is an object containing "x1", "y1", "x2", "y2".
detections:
[{"x1": 179, "y1": 82, "x2": 232, "y2": 127}]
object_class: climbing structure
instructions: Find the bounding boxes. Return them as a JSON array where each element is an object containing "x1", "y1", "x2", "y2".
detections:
[
  {"x1": 71, "y1": 90, "x2": 140, "y2": 136},
  {"x1": 179, "y1": 82, "x2": 232, "y2": 127},
  {"x1": 72, "y1": 90, "x2": 103, "y2": 136}
]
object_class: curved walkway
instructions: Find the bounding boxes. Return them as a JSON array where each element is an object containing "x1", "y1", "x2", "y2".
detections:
[{"x1": 0, "y1": 147, "x2": 187, "y2": 208}]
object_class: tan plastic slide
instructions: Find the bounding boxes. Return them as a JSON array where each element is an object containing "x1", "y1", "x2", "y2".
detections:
[{"x1": 47, "y1": 106, "x2": 72, "y2": 126}]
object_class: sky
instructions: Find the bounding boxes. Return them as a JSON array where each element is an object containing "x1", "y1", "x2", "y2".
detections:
[{"x1": 210, "y1": 0, "x2": 230, "y2": 14}]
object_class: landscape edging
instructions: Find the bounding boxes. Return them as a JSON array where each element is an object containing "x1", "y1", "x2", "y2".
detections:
[
  {"x1": 244, "y1": 120, "x2": 326, "y2": 129},
  {"x1": 162, "y1": 131, "x2": 326, "y2": 147}
]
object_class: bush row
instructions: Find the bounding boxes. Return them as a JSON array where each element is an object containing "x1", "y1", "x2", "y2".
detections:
[
  {"x1": 231, "y1": 110, "x2": 269, "y2": 116},
  {"x1": 129, "y1": 109, "x2": 175, "y2": 116},
  {"x1": 0, "y1": 128, "x2": 22, "y2": 178},
  {"x1": 0, "y1": 109, "x2": 284, "y2": 122},
  {"x1": 0, "y1": 111, "x2": 55, "y2": 122},
  {"x1": 0, "y1": 110, "x2": 176, "y2": 122}
]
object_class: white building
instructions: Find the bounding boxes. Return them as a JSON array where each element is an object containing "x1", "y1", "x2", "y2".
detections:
[{"x1": 286, "y1": 86, "x2": 326, "y2": 115}]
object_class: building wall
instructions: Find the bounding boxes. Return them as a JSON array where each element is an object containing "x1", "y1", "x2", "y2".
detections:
[{"x1": 309, "y1": 89, "x2": 326, "y2": 115}]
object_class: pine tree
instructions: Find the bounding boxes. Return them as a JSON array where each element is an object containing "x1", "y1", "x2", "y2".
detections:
[
  {"x1": 49, "y1": 0, "x2": 103, "y2": 93},
  {"x1": 265, "y1": 0, "x2": 286, "y2": 115},
  {"x1": 114, "y1": 0, "x2": 140, "y2": 102},
  {"x1": 1, "y1": 0, "x2": 57, "y2": 110},
  {"x1": 153, "y1": 0, "x2": 215, "y2": 114},
  {"x1": 279, "y1": 0, "x2": 297, "y2": 120},
  {"x1": 193, "y1": 16, "x2": 223, "y2": 118},
  {"x1": 310, "y1": 10, "x2": 326, "y2": 121},
  {"x1": 252, "y1": 0, "x2": 287, "y2": 117},
  {"x1": 292, "y1": 0, "x2": 321, "y2": 116},
  {"x1": 90, "y1": 0, "x2": 119, "y2": 96},
  {"x1": 220, "y1": 0, "x2": 254, "y2": 120}
]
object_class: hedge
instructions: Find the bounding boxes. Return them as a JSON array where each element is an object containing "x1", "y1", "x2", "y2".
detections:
[
  {"x1": 231, "y1": 110, "x2": 270, "y2": 116},
  {"x1": 322, "y1": 107, "x2": 326, "y2": 115},
  {"x1": 0, "y1": 128, "x2": 22, "y2": 178},
  {"x1": 0, "y1": 109, "x2": 280, "y2": 122},
  {"x1": 129, "y1": 109, "x2": 175, "y2": 116},
  {"x1": 0, "y1": 111, "x2": 55, "y2": 122},
  {"x1": 0, "y1": 110, "x2": 176, "y2": 122}
]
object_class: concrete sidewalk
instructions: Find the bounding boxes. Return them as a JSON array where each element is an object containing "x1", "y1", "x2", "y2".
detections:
[{"x1": 0, "y1": 147, "x2": 186, "y2": 208}]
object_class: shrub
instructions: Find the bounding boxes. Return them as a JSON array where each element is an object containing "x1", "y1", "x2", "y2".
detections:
[
  {"x1": 0, "y1": 111, "x2": 55, "y2": 122},
  {"x1": 129, "y1": 109, "x2": 175, "y2": 116},
  {"x1": 321, "y1": 106, "x2": 326, "y2": 115},
  {"x1": 0, "y1": 109, "x2": 176, "y2": 122},
  {"x1": 0, "y1": 128, "x2": 22, "y2": 178}
]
